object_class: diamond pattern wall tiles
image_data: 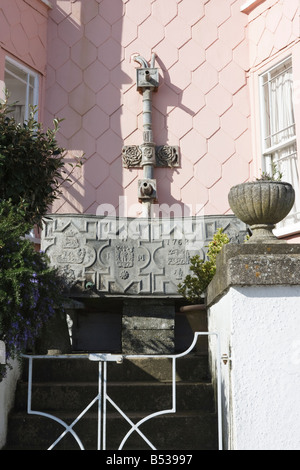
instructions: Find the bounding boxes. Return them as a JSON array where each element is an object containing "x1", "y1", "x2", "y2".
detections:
[
  {"x1": 248, "y1": 0, "x2": 299, "y2": 68},
  {"x1": 0, "y1": 0, "x2": 48, "y2": 74},
  {"x1": 6, "y1": 0, "x2": 292, "y2": 218},
  {"x1": 43, "y1": 0, "x2": 252, "y2": 216}
]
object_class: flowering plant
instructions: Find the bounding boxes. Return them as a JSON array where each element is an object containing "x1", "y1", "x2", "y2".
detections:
[
  {"x1": 177, "y1": 228, "x2": 229, "y2": 304},
  {"x1": 0, "y1": 200, "x2": 65, "y2": 380}
]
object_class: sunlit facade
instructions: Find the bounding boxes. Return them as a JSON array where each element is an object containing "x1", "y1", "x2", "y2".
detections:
[{"x1": 0, "y1": 0, "x2": 299, "y2": 239}]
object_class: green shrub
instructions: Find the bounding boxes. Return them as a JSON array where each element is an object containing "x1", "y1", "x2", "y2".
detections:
[
  {"x1": 0, "y1": 99, "x2": 84, "y2": 379},
  {"x1": 0, "y1": 200, "x2": 65, "y2": 380},
  {"x1": 0, "y1": 98, "x2": 84, "y2": 226},
  {"x1": 177, "y1": 228, "x2": 229, "y2": 304}
]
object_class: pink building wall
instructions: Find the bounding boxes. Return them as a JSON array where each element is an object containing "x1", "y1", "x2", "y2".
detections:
[
  {"x1": 0, "y1": 0, "x2": 299, "y2": 226},
  {"x1": 44, "y1": 0, "x2": 252, "y2": 217},
  {"x1": 246, "y1": 0, "x2": 299, "y2": 170},
  {"x1": 0, "y1": 0, "x2": 50, "y2": 115}
]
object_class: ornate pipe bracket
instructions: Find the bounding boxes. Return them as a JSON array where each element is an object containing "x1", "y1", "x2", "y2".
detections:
[
  {"x1": 122, "y1": 145, "x2": 180, "y2": 169},
  {"x1": 122, "y1": 54, "x2": 180, "y2": 211}
]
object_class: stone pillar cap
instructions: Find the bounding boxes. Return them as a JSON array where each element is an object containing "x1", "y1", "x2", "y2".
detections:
[{"x1": 207, "y1": 243, "x2": 300, "y2": 307}]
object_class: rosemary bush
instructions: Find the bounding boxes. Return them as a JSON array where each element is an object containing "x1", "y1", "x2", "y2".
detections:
[
  {"x1": 0, "y1": 201, "x2": 65, "y2": 380},
  {"x1": 0, "y1": 99, "x2": 80, "y2": 380},
  {"x1": 177, "y1": 228, "x2": 229, "y2": 304}
]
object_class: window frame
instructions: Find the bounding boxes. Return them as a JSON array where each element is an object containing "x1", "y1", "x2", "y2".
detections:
[
  {"x1": 259, "y1": 56, "x2": 300, "y2": 237},
  {"x1": 240, "y1": 0, "x2": 266, "y2": 14},
  {"x1": 4, "y1": 56, "x2": 39, "y2": 123},
  {"x1": 259, "y1": 57, "x2": 296, "y2": 161},
  {"x1": 4, "y1": 57, "x2": 41, "y2": 244}
]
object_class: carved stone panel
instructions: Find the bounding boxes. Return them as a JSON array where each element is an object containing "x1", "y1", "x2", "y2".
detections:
[
  {"x1": 42, "y1": 214, "x2": 247, "y2": 296},
  {"x1": 122, "y1": 145, "x2": 180, "y2": 168}
]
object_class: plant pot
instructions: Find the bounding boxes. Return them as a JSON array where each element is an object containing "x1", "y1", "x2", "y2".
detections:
[
  {"x1": 228, "y1": 181, "x2": 295, "y2": 243},
  {"x1": 179, "y1": 304, "x2": 208, "y2": 353}
]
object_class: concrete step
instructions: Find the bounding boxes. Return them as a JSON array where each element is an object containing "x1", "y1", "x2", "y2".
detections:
[
  {"x1": 6, "y1": 410, "x2": 218, "y2": 450},
  {"x1": 14, "y1": 381, "x2": 215, "y2": 413},
  {"x1": 5, "y1": 353, "x2": 218, "y2": 451},
  {"x1": 21, "y1": 354, "x2": 210, "y2": 383}
]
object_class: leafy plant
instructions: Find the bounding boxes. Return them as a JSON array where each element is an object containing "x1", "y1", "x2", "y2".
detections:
[
  {"x1": 0, "y1": 98, "x2": 83, "y2": 379},
  {"x1": 0, "y1": 200, "x2": 65, "y2": 380},
  {"x1": 0, "y1": 96, "x2": 84, "y2": 226},
  {"x1": 256, "y1": 163, "x2": 283, "y2": 182},
  {"x1": 177, "y1": 228, "x2": 229, "y2": 304}
]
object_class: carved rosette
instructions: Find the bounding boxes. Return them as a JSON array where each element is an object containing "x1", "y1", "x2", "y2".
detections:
[
  {"x1": 122, "y1": 145, "x2": 180, "y2": 168},
  {"x1": 122, "y1": 145, "x2": 142, "y2": 168},
  {"x1": 156, "y1": 145, "x2": 179, "y2": 167}
]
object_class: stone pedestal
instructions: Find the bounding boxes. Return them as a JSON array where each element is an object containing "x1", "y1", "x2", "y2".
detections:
[{"x1": 207, "y1": 243, "x2": 300, "y2": 450}]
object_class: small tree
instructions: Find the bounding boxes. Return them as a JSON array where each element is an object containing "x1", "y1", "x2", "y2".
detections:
[
  {"x1": 0, "y1": 98, "x2": 84, "y2": 226},
  {"x1": 178, "y1": 228, "x2": 229, "y2": 304}
]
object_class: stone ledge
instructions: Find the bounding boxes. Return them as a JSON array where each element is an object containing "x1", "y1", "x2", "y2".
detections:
[{"x1": 207, "y1": 243, "x2": 300, "y2": 306}]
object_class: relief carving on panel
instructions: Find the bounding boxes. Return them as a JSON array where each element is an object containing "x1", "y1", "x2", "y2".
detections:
[
  {"x1": 42, "y1": 215, "x2": 247, "y2": 296},
  {"x1": 43, "y1": 222, "x2": 97, "y2": 290}
]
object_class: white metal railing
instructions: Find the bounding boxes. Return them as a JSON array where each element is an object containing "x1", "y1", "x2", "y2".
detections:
[{"x1": 22, "y1": 332, "x2": 223, "y2": 451}]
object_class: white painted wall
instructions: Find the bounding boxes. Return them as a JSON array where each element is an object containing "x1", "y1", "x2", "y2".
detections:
[
  {"x1": 0, "y1": 360, "x2": 21, "y2": 449},
  {"x1": 208, "y1": 285, "x2": 300, "y2": 450}
]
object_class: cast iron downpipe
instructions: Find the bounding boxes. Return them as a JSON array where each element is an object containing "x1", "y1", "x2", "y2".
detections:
[{"x1": 134, "y1": 53, "x2": 158, "y2": 217}]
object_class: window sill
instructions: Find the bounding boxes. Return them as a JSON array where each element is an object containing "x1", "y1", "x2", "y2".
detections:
[
  {"x1": 25, "y1": 229, "x2": 41, "y2": 245},
  {"x1": 274, "y1": 221, "x2": 300, "y2": 239},
  {"x1": 240, "y1": 0, "x2": 266, "y2": 14},
  {"x1": 38, "y1": 0, "x2": 53, "y2": 9}
]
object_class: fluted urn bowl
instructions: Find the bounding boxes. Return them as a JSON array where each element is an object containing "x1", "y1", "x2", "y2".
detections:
[{"x1": 228, "y1": 181, "x2": 295, "y2": 243}]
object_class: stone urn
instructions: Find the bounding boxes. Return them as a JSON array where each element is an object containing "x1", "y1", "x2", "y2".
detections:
[{"x1": 228, "y1": 181, "x2": 295, "y2": 243}]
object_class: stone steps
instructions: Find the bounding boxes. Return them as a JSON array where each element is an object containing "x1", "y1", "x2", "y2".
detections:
[
  {"x1": 5, "y1": 354, "x2": 218, "y2": 450},
  {"x1": 6, "y1": 410, "x2": 218, "y2": 450},
  {"x1": 14, "y1": 381, "x2": 215, "y2": 413},
  {"x1": 20, "y1": 354, "x2": 210, "y2": 383}
]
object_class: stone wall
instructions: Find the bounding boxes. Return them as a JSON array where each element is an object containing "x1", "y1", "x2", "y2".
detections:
[{"x1": 0, "y1": 360, "x2": 21, "y2": 449}]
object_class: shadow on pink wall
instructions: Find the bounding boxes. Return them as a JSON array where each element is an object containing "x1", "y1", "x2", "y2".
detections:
[
  {"x1": 45, "y1": 1, "x2": 197, "y2": 217},
  {"x1": 45, "y1": 1, "x2": 129, "y2": 215},
  {"x1": 152, "y1": 55, "x2": 196, "y2": 217}
]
